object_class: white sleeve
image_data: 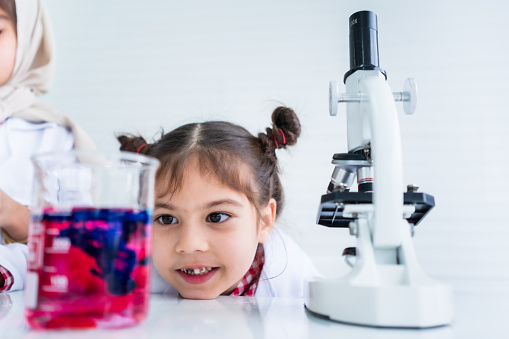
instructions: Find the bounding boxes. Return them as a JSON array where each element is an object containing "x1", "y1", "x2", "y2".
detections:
[
  {"x1": 0, "y1": 243, "x2": 28, "y2": 292},
  {"x1": 0, "y1": 118, "x2": 75, "y2": 207}
]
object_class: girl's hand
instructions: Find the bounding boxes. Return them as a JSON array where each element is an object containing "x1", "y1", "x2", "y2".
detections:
[{"x1": 0, "y1": 190, "x2": 29, "y2": 243}]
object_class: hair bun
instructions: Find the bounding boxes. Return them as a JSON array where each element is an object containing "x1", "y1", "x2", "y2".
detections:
[
  {"x1": 116, "y1": 134, "x2": 151, "y2": 155},
  {"x1": 260, "y1": 106, "x2": 301, "y2": 152}
]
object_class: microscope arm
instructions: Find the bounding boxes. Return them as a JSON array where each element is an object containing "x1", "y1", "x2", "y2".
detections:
[{"x1": 359, "y1": 76, "x2": 404, "y2": 249}]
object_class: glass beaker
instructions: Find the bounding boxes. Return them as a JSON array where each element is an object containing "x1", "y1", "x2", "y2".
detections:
[{"x1": 25, "y1": 151, "x2": 159, "y2": 329}]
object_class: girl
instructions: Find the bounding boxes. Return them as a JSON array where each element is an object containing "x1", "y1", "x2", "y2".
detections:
[
  {"x1": 0, "y1": 0, "x2": 95, "y2": 292},
  {"x1": 118, "y1": 107, "x2": 318, "y2": 299}
]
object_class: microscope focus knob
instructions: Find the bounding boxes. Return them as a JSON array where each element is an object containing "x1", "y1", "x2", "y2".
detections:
[
  {"x1": 402, "y1": 78, "x2": 417, "y2": 115},
  {"x1": 329, "y1": 81, "x2": 339, "y2": 116},
  {"x1": 391, "y1": 78, "x2": 418, "y2": 114}
]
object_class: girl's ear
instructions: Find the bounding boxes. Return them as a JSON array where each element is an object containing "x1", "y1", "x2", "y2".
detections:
[{"x1": 258, "y1": 198, "x2": 276, "y2": 244}]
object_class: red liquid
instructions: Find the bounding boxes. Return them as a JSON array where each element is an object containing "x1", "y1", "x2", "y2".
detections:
[{"x1": 25, "y1": 208, "x2": 152, "y2": 329}]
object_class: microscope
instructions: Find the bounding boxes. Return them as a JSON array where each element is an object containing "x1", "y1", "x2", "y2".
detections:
[{"x1": 305, "y1": 11, "x2": 453, "y2": 328}]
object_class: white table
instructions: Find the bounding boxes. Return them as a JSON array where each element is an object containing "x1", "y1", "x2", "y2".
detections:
[{"x1": 1, "y1": 289, "x2": 507, "y2": 339}]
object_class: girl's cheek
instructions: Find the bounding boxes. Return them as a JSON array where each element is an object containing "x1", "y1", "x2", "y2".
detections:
[
  {"x1": 151, "y1": 233, "x2": 164, "y2": 256},
  {"x1": 151, "y1": 244, "x2": 169, "y2": 269},
  {"x1": 152, "y1": 229, "x2": 175, "y2": 255}
]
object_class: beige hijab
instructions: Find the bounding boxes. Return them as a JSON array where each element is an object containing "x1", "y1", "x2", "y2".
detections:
[{"x1": 0, "y1": 0, "x2": 95, "y2": 150}]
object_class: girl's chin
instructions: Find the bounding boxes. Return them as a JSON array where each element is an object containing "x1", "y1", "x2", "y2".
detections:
[
  {"x1": 179, "y1": 292, "x2": 219, "y2": 300},
  {"x1": 177, "y1": 287, "x2": 226, "y2": 300}
]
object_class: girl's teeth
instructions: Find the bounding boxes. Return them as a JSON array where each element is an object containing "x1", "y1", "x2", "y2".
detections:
[{"x1": 181, "y1": 267, "x2": 213, "y2": 275}]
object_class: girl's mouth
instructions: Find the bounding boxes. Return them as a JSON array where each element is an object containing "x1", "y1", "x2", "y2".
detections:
[{"x1": 177, "y1": 267, "x2": 218, "y2": 284}]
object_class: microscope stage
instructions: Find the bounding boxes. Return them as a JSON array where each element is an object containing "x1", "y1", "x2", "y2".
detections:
[{"x1": 317, "y1": 191, "x2": 435, "y2": 228}]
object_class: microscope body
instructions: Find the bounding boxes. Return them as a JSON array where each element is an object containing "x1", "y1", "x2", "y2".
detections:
[{"x1": 305, "y1": 11, "x2": 453, "y2": 328}]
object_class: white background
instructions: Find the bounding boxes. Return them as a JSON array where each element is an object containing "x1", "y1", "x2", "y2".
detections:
[{"x1": 42, "y1": 0, "x2": 509, "y2": 294}]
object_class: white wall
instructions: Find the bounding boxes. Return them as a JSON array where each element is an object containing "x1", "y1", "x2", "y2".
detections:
[{"x1": 42, "y1": 0, "x2": 509, "y2": 293}]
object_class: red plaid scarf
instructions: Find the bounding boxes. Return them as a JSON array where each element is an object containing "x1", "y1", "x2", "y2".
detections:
[
  {"x1": 230, "y1": 244, "x2": 265, "y2": 296},
  {"x1": 0, "y1": 265, "x2": 14, "y2": 292}
]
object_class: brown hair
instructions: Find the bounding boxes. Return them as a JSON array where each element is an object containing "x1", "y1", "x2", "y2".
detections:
[
  {"x1": 117, "y1": 106, "x2": 301, "y2": 217},
  {"x1": 0, "y1": 0, "x2": 17, "y2": 34}
]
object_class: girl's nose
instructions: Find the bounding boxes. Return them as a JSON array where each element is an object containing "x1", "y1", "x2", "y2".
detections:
[{"x1": 174, "y1": 223, "x2": 209, "y2": 254}]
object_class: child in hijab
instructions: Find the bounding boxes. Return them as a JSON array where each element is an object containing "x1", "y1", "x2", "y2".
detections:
[{"x1": 0, "y1": 0, "x2": 95, "y2": 292}]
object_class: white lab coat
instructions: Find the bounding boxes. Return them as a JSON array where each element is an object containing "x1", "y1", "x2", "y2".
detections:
[
  {"x1": 151, "y1": 227, "x2": 319, "y2": 298},
  {"x1": 255, "y1": 228, "x2": 319, "y2": 298},
  {"x1": 0, "y1": 117, "x2": 74, "y2": 292}
]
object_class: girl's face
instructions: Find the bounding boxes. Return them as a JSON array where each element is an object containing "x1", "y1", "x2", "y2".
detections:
[
  {"x1": 152, "y1": 157, "x2": 276, "y2": 299},
  {"x1": 0, "y1": 8, "x2": 16, "y2": 86}
]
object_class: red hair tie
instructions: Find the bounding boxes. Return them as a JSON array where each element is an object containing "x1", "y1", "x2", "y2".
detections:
[
  {"x1": 136, "y1": 144, "x2": 147, "y2": 154},
  {"x1": 279, "y1": 128, "x2": 286, "y2": 145},
  {"x1": 273, "y1": 129, "x2": 286, "y2": 149}
]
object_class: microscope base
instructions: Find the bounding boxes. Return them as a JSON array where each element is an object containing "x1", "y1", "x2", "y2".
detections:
[
  {"x1": 306, "y1": 278, "x2": 453, "y2": 328},
  {"x1": 306, "y1": 218, "x2": 453, "y2": 328}
]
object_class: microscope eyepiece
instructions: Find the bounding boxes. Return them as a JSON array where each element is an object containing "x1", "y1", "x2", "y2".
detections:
[{"x1": 344, "y1": 11, "x2": 386, "y2": 83}]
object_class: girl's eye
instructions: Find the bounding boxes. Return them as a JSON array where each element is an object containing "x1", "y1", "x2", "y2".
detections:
[
  {"x1": 206, "y1": 213, "x2": 230, "y2": 223},
  {"x1": 156, "y1": 214, "x2": 178, "y2": 225}
]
